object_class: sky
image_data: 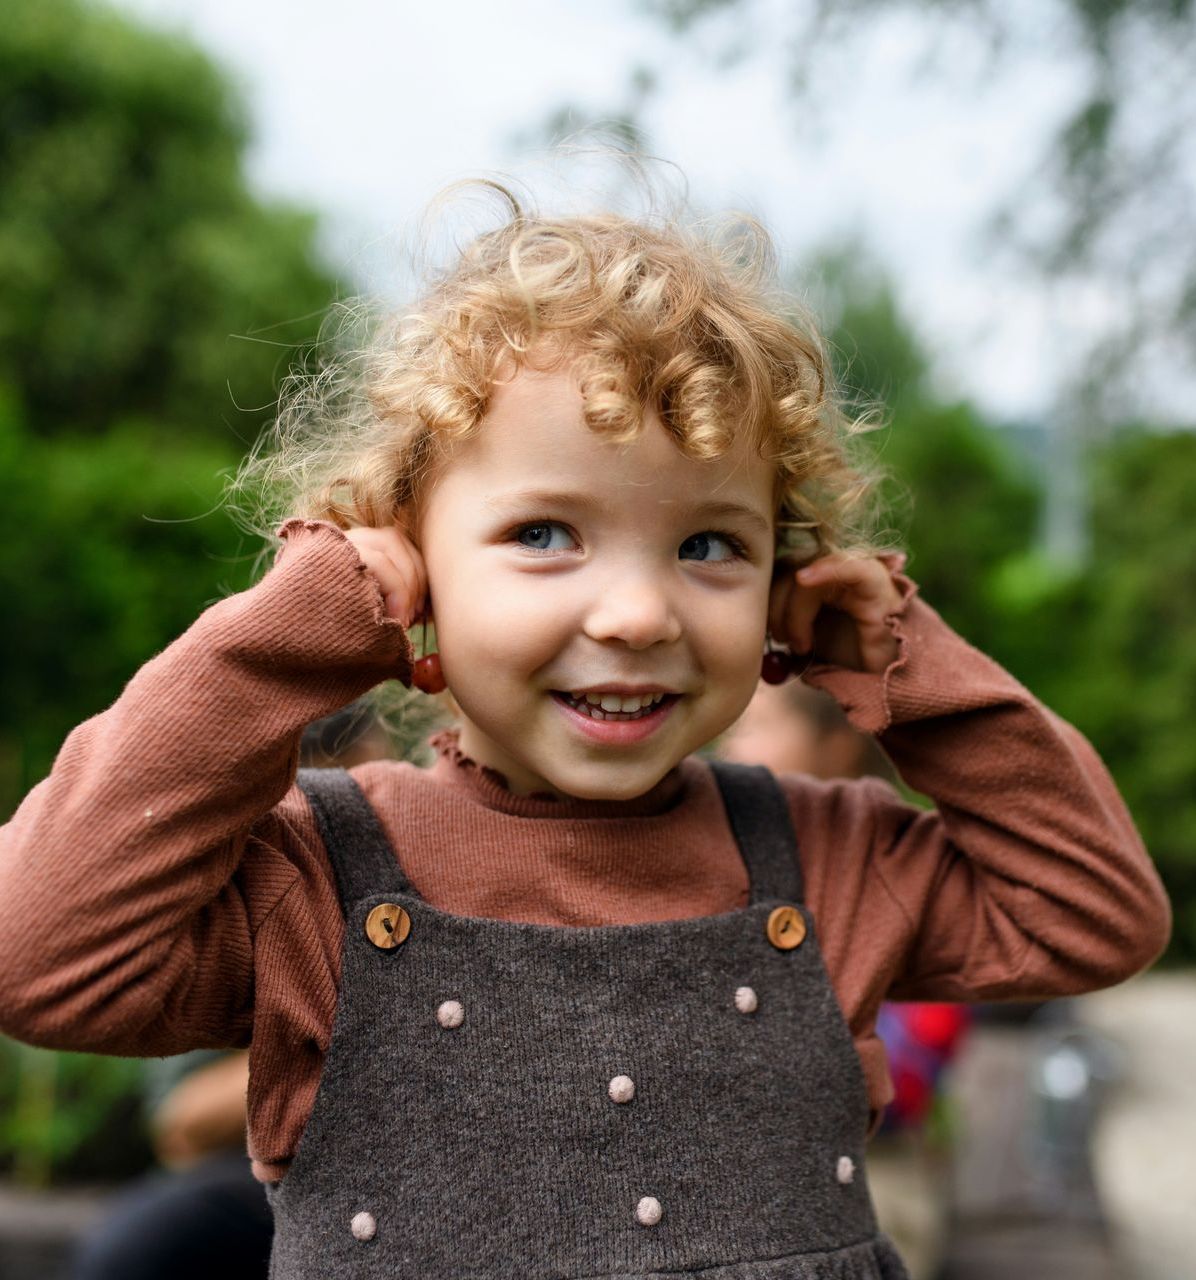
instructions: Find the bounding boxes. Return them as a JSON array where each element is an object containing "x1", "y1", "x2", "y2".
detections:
[{"x1": 109, "y1": 0, "x2": 1097, "y2": 422}]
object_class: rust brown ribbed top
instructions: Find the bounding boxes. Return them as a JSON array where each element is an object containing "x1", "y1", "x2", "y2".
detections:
[{"x1": 0, "y1": 520, "x2": 1171, "y2": 1183}]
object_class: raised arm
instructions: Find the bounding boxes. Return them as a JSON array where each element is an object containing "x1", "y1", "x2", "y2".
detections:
[
  {"x1": 794, "y1": 573, "x2": 1171, "y2": 1002},
  {"x1": 0, "y1": 521, "x2": 411, "y2": 1054}
]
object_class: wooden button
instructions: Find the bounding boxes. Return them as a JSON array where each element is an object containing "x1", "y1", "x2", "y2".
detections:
[
  {"x1": 365, "y1": 903, "x2": 411, "y2": 950},
  {"x1": 766, "y1": 905, "x2": 806, "y2": 950}
]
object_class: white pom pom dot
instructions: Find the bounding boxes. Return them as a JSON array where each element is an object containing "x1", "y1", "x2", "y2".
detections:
[
  {"x1": 636, "y1": 1196, "x2": 663, "y2": 1226},
  {"x1": 608, "y1": 1074, "x2": 635, "y2": 1104},
  {"x1": 436, "y1": 1000, "x2": 465, "y2": 1029},
  {"x1": 836, "y1": 1156, "x2": 855, "y2": 1184},
  {"x1": 734, "y1": 986, "x2": 759, "y2": 1014},
  {"x1": 351, "y1": 1211, "x2": 377, "y2": 1241}
]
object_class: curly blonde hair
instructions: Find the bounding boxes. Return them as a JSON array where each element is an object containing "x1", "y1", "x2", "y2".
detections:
[{"x1": 234, "y1": 182, "x2": 881, "y2": 561}]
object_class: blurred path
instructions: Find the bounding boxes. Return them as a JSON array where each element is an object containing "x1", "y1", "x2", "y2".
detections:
[
  {"x1": 938, "y1": 971, "x2": 1196, "y2": 1280},
  {"x1": 939, "y1": 1014, "x2": 1120, "y2": 1279},
  {"x1": 1078, "y1": 971, "x2": 1196, "y2": 1280},
  {"x1": 0, "y1": 1182, "x2": 105, "y2": 1279}
]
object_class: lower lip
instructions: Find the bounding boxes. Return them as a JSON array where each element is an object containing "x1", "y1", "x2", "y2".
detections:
[{"x1": 551, "y1": 694, "x2": 678, "y2": 745}]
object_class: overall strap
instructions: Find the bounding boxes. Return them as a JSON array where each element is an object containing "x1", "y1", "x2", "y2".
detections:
[
  {"x1": 295, "y1": 767, "x2": 416, "y2": 913},
  {"x1": 708, "y1": 761, "x2": 804, "y2": 905}
]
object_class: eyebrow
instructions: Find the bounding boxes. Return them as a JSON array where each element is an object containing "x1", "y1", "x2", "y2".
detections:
[
  {"x1": 485, "y1": 488, "x2": 773, "y2": 535},
  {"x1": 485, "y1": 488, "x2": 605, "y2": 516},
  {"x1": 691, "y1": 500, "x2": 774, "y2": 536}
]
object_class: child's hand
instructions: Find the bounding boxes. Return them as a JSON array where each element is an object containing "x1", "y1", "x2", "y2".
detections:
[
  {"x1": 768, "y1": 552, "x2": 903, "y2": 674},
  {"x1": 344, "y1": 526, "x2": 428, "y2": 627}
]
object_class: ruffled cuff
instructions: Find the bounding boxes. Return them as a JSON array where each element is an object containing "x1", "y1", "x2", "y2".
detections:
[
  {"x1": 275, "y1": 516, "x2": 355, "y2": 565},
  {"x1": 271, "y1": 517, "x2": 414, "y2": 687},
  {"x1": 799, "y1": 552, "x2": 918, "y2": 737}
]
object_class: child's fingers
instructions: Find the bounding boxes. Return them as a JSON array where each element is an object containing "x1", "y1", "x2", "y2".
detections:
[
  {"x1": 778, "y1": 581, "x2": 824, "y2": 654},
  {"x1": 392, "y1": 539, "x2": 429, "y2": 614},
  {"x1": 767, "y1": 566, "x2": 799, "y2": 641},
  {"x1": 382, "y1": 548, "x2": 427, "y2": 627},
  {"x1": 769, "y1": 552, "x2": 904, "y2": 672},
  {"x1": 795, "y1": 554, "x2": 898, "y2": 616},
  {"x1": 345, "y1": 528, "x2": 428, "y2": 626},
  {"x1": 767, "y1": 567, "x2": 819, "y2": 653}
]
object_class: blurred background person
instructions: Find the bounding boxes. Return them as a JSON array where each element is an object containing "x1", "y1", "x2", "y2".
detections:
[
  {"x1": 721, "y1": 679, "x2": 897, "y2": 785},
  {"x1": 69, "y1": 1049, "x2": 273, "y2": 1280}
]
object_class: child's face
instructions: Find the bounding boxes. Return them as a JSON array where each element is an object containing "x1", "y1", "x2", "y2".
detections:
[{"x1": 417, "y1": 365, "x2": 776, "y2": 800}]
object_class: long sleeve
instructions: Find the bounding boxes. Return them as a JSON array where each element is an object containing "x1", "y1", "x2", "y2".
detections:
[
  {"x1": 797, "y1": 576, "x2": 1171, "y2": 1007},
  {"x1": 0, "y1": 520, "x2": 411, "y2": 1055}
]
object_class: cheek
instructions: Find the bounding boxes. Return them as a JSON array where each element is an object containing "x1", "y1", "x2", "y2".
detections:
[
  {"x1": 702, "y1": 585, "x2": 769, "y2": 665},
  {"x1": 689, "y1": 599, "x2": 766, "y2": 723},
  {"x1": 703, "y1": 593, "x2": 771, "y2": 728},
  {"x1": 434, "y1": 572, "x2": 571, "y2": 676}
]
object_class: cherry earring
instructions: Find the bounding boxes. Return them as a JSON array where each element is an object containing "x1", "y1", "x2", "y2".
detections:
[
  {"x1": 412, "y1": 614, "x2": 447, "y2": 695},
  {"x1": 761, "y1": 639, "x2": 791, "y2": 685}
]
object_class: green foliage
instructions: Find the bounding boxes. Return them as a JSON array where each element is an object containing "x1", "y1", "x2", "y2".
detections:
[
  {"x1": 0, "y1": 0, "x2": 335, "y2": 441},
  {"x1": 817, "y1": 259, "x2": 1043, "y2": 651},
  {"x1": 0, "y1": 1038, "x2": 152, "y2": 1186},
  {"x1": 878, "y1": 402, "x2": 1042, "y2": 651},
  {"x1": 0, "y1": 0, "x2": 338, "y2": 815},
  {"x1": 959, "y1": 431, "x2": 1196, "y2": 961},
  {"x1": 815, "y1": 243, "x2": 930, "y2": 413},
  {"x1": 0, "y1": 392, "x2": 253, "y2": 816},
  {"x1": 1061, "y1": 432, "x2": 1196, "y2": 959}
]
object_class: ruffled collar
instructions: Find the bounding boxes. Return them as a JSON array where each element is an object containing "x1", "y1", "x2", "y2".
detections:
[{"x1": 428, "y1": 729, "x2": 689, "y2": 820}]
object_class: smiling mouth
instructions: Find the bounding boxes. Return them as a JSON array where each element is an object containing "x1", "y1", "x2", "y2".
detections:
[{"x1": 553, "y1": 691, "x2": 679, "y2": 721}]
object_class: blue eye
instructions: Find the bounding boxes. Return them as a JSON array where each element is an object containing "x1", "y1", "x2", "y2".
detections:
[
  {"x1": 516, "y1": 522, "x2": 574, "y2": 551},
  {"x1": 679, "y1": 532, "x2": 742, "y2": 562}
]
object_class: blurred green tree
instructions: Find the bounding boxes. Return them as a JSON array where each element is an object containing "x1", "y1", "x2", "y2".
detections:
[
  {"x1": 813, "y1": 247, "x2": 1044, "y2": 654},
  {"x1": 0, "y1": 388, "x2": 254, "y2": 817},
  {"x1": 975, "y1": 429, "x2": 1196, "y2": 961},
  {"x1": 0, "y1": 0, "x2": 340, "y2": 816},
  {"x1": 0, "y1": 0, "x2": 335, "y2": 442},
  {"x1": 0, "y1": 1037, "x2": 151, "y2": 1186},
  {"x1": 1064, "y1": 431, "x2": 1196, "y2": 959}
]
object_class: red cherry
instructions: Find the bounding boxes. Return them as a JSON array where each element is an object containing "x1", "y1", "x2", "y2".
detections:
[
  {"x1": 760, "y1": 650, "x2": 791, "y2": 684},
  {"x1": 412, "y1": 653, "x2": 446, "y2": 694}
]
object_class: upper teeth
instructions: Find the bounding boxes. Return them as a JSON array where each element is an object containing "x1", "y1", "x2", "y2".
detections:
[{"x1": 574, "y1": 691, "x2": 667, "y2": 713}]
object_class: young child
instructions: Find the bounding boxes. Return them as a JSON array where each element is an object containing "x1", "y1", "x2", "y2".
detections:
[{"x1": 0, "y1": 194, "x2": 1170, "y2": 1280}]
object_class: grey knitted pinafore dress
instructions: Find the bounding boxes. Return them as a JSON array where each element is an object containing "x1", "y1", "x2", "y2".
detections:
[{"x1": 265, "y1": 762, "x2": 909, "y2": 1279}]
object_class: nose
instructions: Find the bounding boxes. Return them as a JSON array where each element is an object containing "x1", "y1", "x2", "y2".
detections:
[{"x1": 582, "y1": 569, "x2": 683, "y2": 650}]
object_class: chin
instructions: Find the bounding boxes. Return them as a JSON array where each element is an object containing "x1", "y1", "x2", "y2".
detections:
[{"x1": 552, "y1": 762, "x2": 672, "y2": 802}]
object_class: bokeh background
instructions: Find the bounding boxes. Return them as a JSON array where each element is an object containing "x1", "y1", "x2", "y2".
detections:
[{"x1": 1, "y1": 1, "x2": 1193, "y2": 1277}]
